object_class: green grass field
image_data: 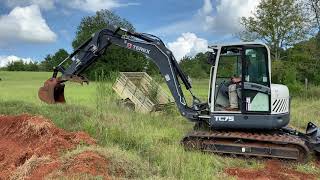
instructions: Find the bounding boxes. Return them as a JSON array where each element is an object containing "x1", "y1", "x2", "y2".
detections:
[{"x1": 0, "y1": 71, "x2": 319, "y2": 179}]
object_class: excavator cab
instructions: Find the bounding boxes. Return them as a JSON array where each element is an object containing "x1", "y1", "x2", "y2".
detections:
[{"x1": 211, "y1": 44, "x2": 271, "y2": 114}]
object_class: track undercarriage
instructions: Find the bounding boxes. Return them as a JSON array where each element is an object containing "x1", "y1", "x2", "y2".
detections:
[{"x1": 182, "y1": 123, "x2": 320, "y2": 162}]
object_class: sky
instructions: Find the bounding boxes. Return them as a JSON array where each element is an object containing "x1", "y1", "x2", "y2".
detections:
[{"x1": 0, "y1": 0, "x2": 260, "y2": 67}]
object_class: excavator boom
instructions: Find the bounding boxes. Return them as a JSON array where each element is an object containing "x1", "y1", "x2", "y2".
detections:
[{"x1": 39, "y1": 27, "x2": 201, "y2": 120}]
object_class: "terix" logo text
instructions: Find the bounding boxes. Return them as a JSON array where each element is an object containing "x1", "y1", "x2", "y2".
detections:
[{"x1": 127, "y1": 43, "x2": 151, "y2": 54}]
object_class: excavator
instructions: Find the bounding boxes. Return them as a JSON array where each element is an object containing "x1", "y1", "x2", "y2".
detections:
[{"x1": 38, "y1": 27, "x2": 320, "y2": 162}]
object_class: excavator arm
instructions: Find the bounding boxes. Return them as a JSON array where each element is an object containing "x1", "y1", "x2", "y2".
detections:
[{"x1": 39, "y1": 27, "x2": 202, "y2": 121}]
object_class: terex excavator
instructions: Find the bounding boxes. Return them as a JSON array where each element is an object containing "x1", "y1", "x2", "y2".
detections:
[{"x1": 39, "y1": 27, "x2": 320, "y2": 161}]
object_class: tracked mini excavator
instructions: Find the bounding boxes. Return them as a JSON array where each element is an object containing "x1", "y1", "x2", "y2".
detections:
[{"x1": 39, "y1": 27, "x2": 320, "y2": 161}]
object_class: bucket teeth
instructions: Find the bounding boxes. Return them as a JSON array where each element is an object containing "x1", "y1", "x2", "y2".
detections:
[{"x1": 38, "y1": 78, "x2": 65, "y2": 104}]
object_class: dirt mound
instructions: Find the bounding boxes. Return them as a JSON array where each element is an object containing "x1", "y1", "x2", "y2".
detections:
[
  {"x1": 63, "y1": 151, "x2": 109, "y2": 176},
  {"x1": 28, "y1": 151, "x2": 110, "y2": 179},
  {"x1": 225, "y1": 160, "x2": 316, "y2": 180},
  {"x1": 0, "y1": 114, "x2": 110, "y2": 179}
]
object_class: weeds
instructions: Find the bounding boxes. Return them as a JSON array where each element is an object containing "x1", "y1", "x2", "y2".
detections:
[
  {"x1": 61, "y1": 145, "x2": 153, "y2": 179},
  {"x1": 11, "y1": 155, "x2": 51, "y2": 180},
  {"x1": 147, "y1": 80, "x2": 160, "y2": 104},
  {"x1": 0, "y1": 72, "x2": 320, "y2": 179}
]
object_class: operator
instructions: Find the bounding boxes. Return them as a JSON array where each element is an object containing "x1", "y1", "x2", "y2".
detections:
[{"x1": 226, "y1": 76, "x2": 241, "y2": 111}]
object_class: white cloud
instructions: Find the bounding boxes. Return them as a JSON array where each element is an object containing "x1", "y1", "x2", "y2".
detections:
[
  {"x1": 151, "y1": 0, "x2": 260, "y2": 38},
  {"x1": 201, "y1": 0, "x2": 260, "y2": 34},
  {"x1": 0, "y1": 55, "x2": 34, "y2": 67},
  {"x1": 2, "y1": 0, "x2": 138, "y2": 12},
  {"x1": 0, "y1": 5, "x2": 57, "y2": 46},
  {"x1": 63, "y1": 0, "x2": 139, "y2": 12},
  {"x1": 3, "y1": 0, "x2": 55, "y2": 10},
  {"x1": 200, "y1": 0, "x2": 213, "y2": 15},
  {"x1": 168, "y1": 33, "x2": 208, "y2": 61}
]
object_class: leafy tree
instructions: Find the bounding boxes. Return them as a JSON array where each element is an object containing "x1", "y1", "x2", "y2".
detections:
[
  {"x1": 72, "y1": 10, "x2": 134, "y2": 48},
  {"x1": 304, "y1": 0, "x2": 320, "y2": 49},
  {"x1": 305, "y1": 0, "x2": 320, "y2": 32},
  {"x1": 7, "y1": 61, "x2": 25, "y2": 71},
  {"x1": 240, "y1": 0, "x2": 310, "y2": 60},
  {"x1": 39, "y1": 49, "x2": 69, "y2": 71},
  {"x1": 179, "y1": 52, "x2": 211, "y2": 79},
  {"x1": 286, "y1": 36, "x2": 320, "y2": 84},
  {"x1": 25, "y1": 61, "x2": 39, "y2": 71},
  {"x1": 72, "y1": 9, "x2": 156, "y2": 80}
]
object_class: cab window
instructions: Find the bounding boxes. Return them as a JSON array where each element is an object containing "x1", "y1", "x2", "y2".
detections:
[
  {"x1": 243, "y1": 48, "x2": 269, "y2": 86},
  {"x1": 217, "y1": 49, "x2": 241, "y2": 78}
]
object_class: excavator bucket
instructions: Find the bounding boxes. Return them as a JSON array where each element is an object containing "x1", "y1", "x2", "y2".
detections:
[{"x1": 38, "y1": 78, "x2": 66, "y2": 104}]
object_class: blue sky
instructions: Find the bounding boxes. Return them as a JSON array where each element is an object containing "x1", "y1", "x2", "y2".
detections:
[{"x1": 0, "y1": 0, "x2": 259, "y2": 66}]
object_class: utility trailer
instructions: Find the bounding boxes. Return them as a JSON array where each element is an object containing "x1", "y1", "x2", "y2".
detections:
[{"x1": 112, "y1": 72, "x2": 174, "y2": 113}]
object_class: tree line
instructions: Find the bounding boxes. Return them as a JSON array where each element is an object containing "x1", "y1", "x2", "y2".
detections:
[
  {"x1": 0, "y1": 49, "x2": 69, "y2": 72},
  {"x1": 1, "y1": 0, "x2": 320, "y2": 92}
]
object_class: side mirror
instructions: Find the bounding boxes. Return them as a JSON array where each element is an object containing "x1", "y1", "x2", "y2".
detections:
[{"x1": 207, "y1": 51, "x2": 216, "y2": 65}]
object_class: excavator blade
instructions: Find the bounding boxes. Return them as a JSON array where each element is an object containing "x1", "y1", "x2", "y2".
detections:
[
  {"x1": 306, "y1": 122, "x2": 320, "y2": 153},
  {"x1": 38, "y1": 78, "x2": 66, "y2": 104}
]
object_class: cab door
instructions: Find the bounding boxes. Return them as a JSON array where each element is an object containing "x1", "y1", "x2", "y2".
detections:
[{"x1": 241, "y1": 46, "x2": 271, "y2": 114}]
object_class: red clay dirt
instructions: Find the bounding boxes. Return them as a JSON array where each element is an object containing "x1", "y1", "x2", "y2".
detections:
[
  {"x1": 0, "y1": 114, "x2": 110, "y2": 179},
  {"x1": 29, "y1": 151, "x2": 110, "y2": 179},
  {"x1": 225, "y1": 160, "x2": 317, "y2": 180}
]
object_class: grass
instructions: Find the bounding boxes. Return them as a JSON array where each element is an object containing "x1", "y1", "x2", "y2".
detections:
[
  {"x1": 60, "y1": 145, "x2": 152, "y2": 179},
  {"x1": 11, "y1": 155, "x2": 51, "y2": 180},
  {"x1": 0, "y1": 71, "x2": 319, "y2": 179}
]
